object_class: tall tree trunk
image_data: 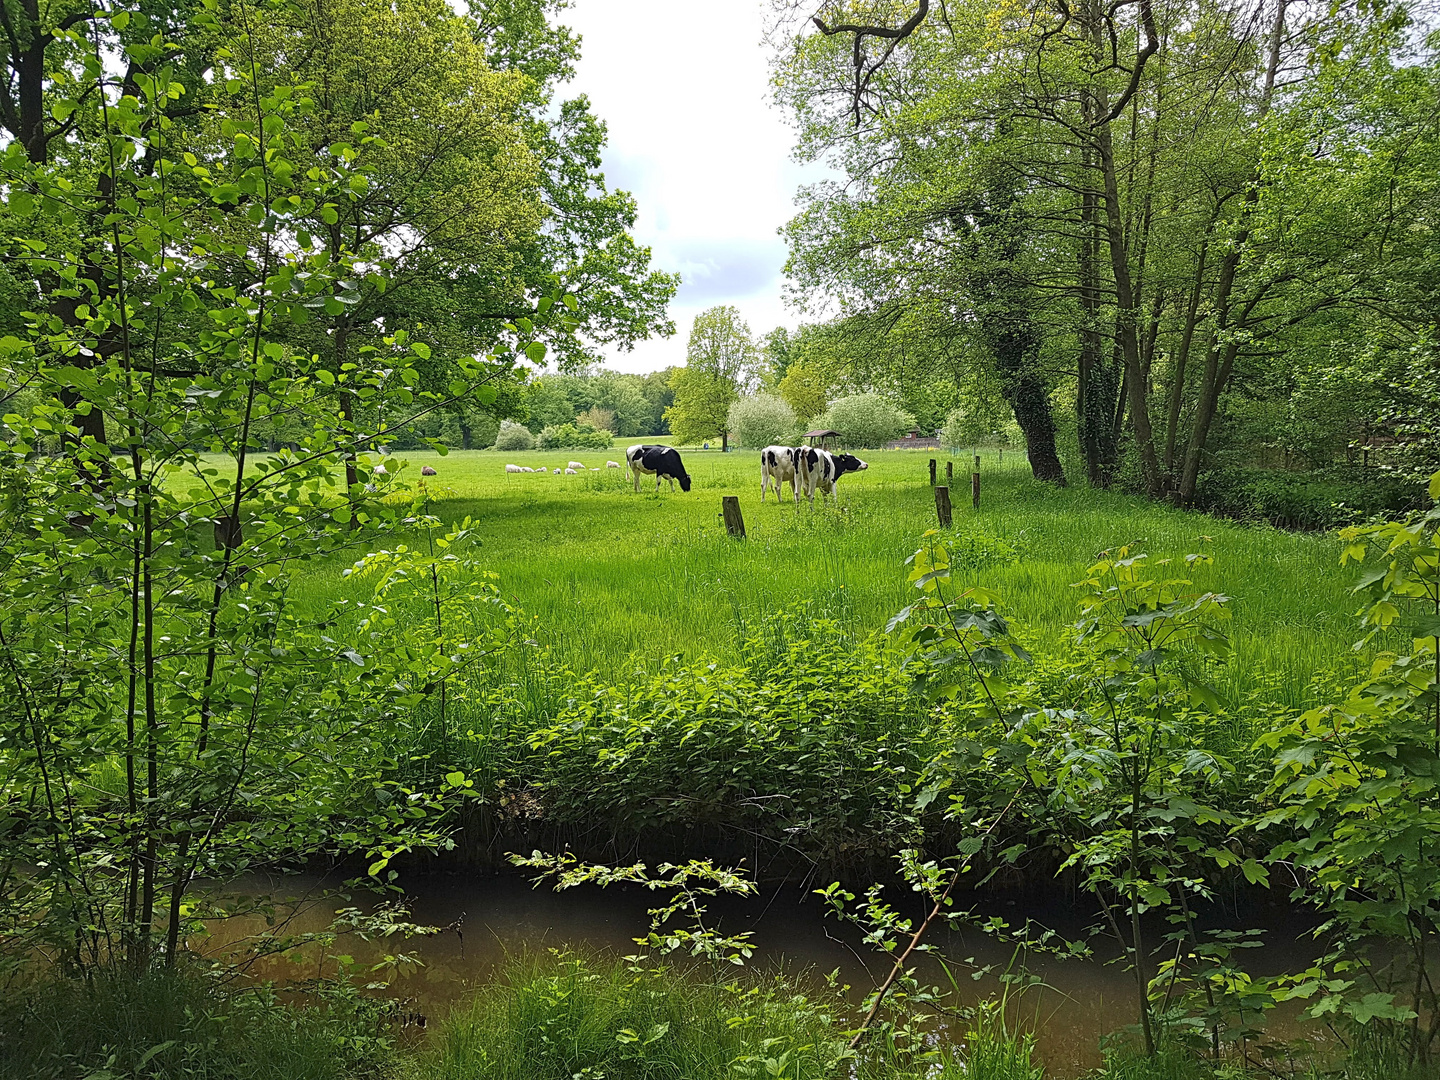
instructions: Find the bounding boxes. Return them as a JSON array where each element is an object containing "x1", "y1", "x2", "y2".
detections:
[
  {"x1": 1076, "y1": 102, "x2": 1119, "y2": 488},
  {"x1": 1164, "y1": 233, "x2": 1209, "y2": 473},
  {"x1": 993, "y1": 315, "x2": 1066, "y2": 485},
  {"x1": 1174, "y1": 0, "x2": 1287, "y2": 506},
  {"x1": 1094, "y1": 121, "x2": 1162, "y2": 496},
  {"x1": 1083, "y1": 3, "x2": 1163, "y2": 496}
]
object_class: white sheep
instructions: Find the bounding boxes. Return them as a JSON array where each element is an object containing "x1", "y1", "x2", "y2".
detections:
[
  {"x1": 552, "y1": 468, "x2": 563, "y2": 475},
  {"x1": 567, "y1": 461, "x2": 585, "y2": 471},
  {"x1": 564, "y1": 467, "x2": 578, "y2": 474},
  {"x1": 606, "y1": 461, "x2": 620, "y2": 469},
  {"x1": 505, "y1": 464, "x2": 524, "y2": 474}
]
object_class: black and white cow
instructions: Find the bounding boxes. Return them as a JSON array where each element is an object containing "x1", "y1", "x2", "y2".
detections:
[
  {"x1": 625, "y1": 443, "x2": 692, "y2": 493},
  {"x1": 797, "y1": 447, "x2": 868, "y2": 504},
  {"x1": 759, "y1": 445, "x2": 804, "y2": 504}
]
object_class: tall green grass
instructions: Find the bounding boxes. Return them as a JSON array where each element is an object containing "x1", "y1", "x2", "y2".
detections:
[
  {"x1": 410, "y1": 953, "x2": 850, "y2": 1080},
  {"x1": 409, "y1": 952, "x2": 1047, "y2": 1080},
  {"x1": 0, "y1": 969, "x2": 394, "y2": 1080},
  {"x1": 266, "y1": 448, "x2": 1365, "y2": 708}
]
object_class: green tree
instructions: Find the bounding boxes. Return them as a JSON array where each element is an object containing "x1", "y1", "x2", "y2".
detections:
[
  {"x1": 471, "y1": 0, "x2": 679, "y2": 365},
  {"x1": 665, "y1": 306, "x2": 759, "y2": 449},
  {"x1": 234, "y1": 0, "x2": 540, "y2": 494},
  {"x1": 523, "y1": 377, "x2": 577, "y2": 431},
  {"x1": 0, "y1": 1, "x2": 566, "y2": 973},
  {"x1": 640, "y1": 366, "x2": 679, "y2": 433},
  {"x1": 774, "y1": 0, "x2": 1432, "y2": 500},
  {"x1": 777, "y1": 361, "x2": 828, "y2": 426}
]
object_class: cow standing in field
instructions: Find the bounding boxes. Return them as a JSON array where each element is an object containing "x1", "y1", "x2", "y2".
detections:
[
  {"x1": 797, "y1": 448, "x2": 868, "y2": 505},
  {"x1": 625, "y1": 444, "x2": 692, "y2": 493},
  {"x1": 759, "y1": 445, "x2": 804, "y2": 504}
]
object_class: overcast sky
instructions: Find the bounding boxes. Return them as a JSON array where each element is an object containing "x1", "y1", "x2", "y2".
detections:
[{"x1": 559, "y1": 0, "x2": 827, "y2": 374}]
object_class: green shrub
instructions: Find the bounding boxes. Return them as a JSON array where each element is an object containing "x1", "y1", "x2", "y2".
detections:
[
  {"x1": 1192, "y1": 466, "x2": 1418, "y2": 529},
  {"x1": 727, "y1": 393, "x2": 799, "y2": 448},
  {"x1": 0, "y1": 969, "x2": 395, "y2": 1080},
  {"x1": 942, "y1": 407, "x2": 1023, "y2": 450},
  {"x1": 536, "y1": 422, "x2": 613, "y2": 450},
  {"x1": 413, "y1": 953, "x2": 848, "y2": 1080},
  {"x1": 493, "y1": 419, "x2": 536, "y2": 451},
  {"x1": 817, "y1": 394, "x2": 913, "y2": 448}
]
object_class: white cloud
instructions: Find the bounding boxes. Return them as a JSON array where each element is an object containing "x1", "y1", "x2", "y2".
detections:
[{"x1": 558, "y1": 0, "x2": 829, "y2": 373}]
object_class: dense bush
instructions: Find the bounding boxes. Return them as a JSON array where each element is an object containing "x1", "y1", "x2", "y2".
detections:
[
  {"x1": 0, "y1": 970, "x2": 395, "y2": 1080},
  {"x1": 941, "y1": 407, "x2": 1023, "y2": 450},
  {"x1": 536, "y1": 422, "x2": 613, "y2": 450},
  {"x1": 493, "y1": 419, "x2": 536, "y2": 451},
  {"x1": 727, "y1": 393, "x2": 799, "y2": 448},
  {"x1": 818, "y1": 394, "x2": 913, "y2": 448},
  {"x1": 1193, "y1": 466, "x2": 1420, "y2": 529}
]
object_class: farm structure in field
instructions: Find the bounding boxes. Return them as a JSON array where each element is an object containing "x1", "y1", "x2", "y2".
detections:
[
  {"x1": 802, "y1": 428, "x2": 841, "y2": 451},
  {"x1": 886, "y1": 427, "x2": 942, "y2": 451}
]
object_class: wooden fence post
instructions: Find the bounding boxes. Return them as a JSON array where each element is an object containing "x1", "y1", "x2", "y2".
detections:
[
  {"x1": 929, "y1": 458, "x2": 937, "y2": 486},
  {"x1": 934, "y1": 485, "x2": 952, "y2": 527},
  {"x1": 722, "y1": 496, "x2": 746, "y2": 539},
  {"x1": 971, "y1": 455, "x2": 981, "y2": 510},
  {"x1": 945, "y1": 460, "x2": 953, "y2": 484}
]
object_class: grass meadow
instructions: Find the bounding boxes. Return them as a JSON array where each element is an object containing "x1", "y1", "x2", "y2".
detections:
[{"x1": 274, "y1": 445, "x2": 1364, "y2": 705}]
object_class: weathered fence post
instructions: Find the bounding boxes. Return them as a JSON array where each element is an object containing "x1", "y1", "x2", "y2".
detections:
[
  {"x1": 945, "y1": 460, "x2": 953, "y2": 484},
  {"x1": 722, "y1": 496, "x2": 746, "y2": 539},
  {"x1": 971, "y1": 455, "x2": 981, "y2": 510},
  {"x1": 934, "y1": 485, "x2": 952, "y2": 527},
  {"x1": 929, "y1": 458, "x2": 937, "y2": 486}
]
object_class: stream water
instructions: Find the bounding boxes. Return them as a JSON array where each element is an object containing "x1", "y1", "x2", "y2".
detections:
[{"x1": 205, "y1": 870, "x2": 1323, "y2": 1077}]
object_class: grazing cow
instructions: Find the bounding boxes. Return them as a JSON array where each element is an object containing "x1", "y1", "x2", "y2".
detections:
[
  {"x1": 505, "y1": 464, "x2": 524, "y2": 474},
  {"x1": 567, "y1": 461, "x2": 585, "y2": 471},
  {"x1": 759, "y1": 445, "x2": 804, "y2": 504},
  {"x1": 606, "y1": 461, "x2": 620, "y2": 469},
  {"x1": 797, "y1": 448, "x2": 868, "y2": 505},
  {"x1": 421, "y1": 465, "x2": 437, "y2": 476},
  {"x1": 625, "y1": 443, "x2": 692, "y2": 493}
]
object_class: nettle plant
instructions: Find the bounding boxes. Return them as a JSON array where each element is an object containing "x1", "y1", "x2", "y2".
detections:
[
  {"x1": 0, "y1": 0, "x2": 572, "y2": 973},
  {"x1": 889, "y1": 535, "x2": 1253, "y2": 1059},
  {"x1": 1258, "y1": 472, "x2": 1440, "y2": 1066}
]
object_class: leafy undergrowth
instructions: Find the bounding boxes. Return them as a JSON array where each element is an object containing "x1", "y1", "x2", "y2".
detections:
[
  {"x1": 408, "y1": 951, "x2": 1028, "y2": 1080},
  {"x1": 0, "y1": 968, "x2": 395, "y2": 1080}
]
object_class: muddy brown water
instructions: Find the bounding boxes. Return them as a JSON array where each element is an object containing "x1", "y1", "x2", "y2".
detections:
[{"x1": 203, "y1": 871, "x2": 1325, "y2": 1077}]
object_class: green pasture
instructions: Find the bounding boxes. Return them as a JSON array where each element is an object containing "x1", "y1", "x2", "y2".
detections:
[{"x1": 260, "y1": 446, "x2": 1362, "y2": 703}]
